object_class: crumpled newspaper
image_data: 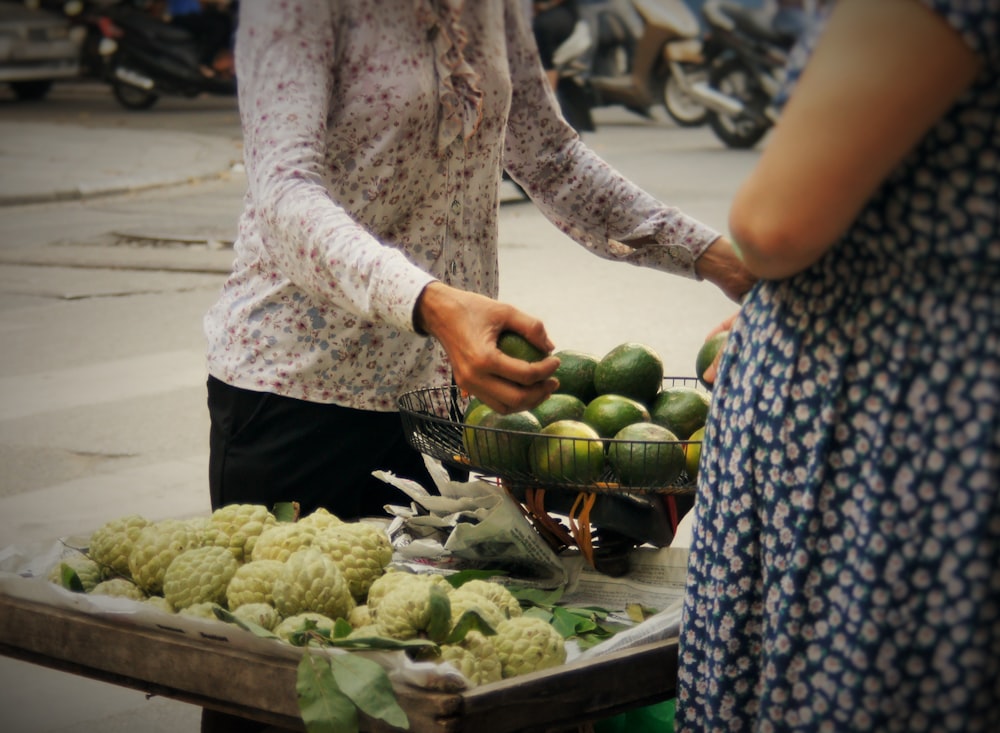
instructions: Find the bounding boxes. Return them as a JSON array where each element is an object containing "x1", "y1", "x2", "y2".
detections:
[{"x1": 376, "y1": 457, "x2": 567, "y2": 587}]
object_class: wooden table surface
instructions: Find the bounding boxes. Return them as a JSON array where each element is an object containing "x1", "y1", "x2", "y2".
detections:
[{"x1": 0, "y1": 592, "x2": 679, "y2": 732}]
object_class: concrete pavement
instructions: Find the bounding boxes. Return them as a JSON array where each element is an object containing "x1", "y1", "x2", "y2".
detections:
[{"x1": 0, "y1": 120, "x2": 243, "y2": 206}]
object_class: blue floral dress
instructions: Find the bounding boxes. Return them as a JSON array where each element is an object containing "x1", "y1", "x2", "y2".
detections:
[{"x1": 677, "y1": 2, "x2": 1000, "y2": 730}]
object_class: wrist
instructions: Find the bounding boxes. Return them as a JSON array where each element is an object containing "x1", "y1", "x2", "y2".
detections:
[{"x1": 413, "y1": 280, "x2": 447, "y2": 337}]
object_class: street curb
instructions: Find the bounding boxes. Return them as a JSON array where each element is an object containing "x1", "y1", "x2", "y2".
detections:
[
  {"x1": 0, "y1": 244, "x2": 236, "y2": 274},
  {"x1": 0, "y1": 168, "x2": 237, "y2": 208},
  {"x1": 0, "y1": 121, "x2": 242, "y2": 208}
]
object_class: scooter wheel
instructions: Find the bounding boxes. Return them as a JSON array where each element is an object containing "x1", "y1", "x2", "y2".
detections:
[
  {"x1": 662, "y1": 69, "x2": 708, "y2": 128},
  {"x1": 112, "y1": 81, "x2": 159, "y2": 111},
  {"x1": 706, "y1": 58, "x2": 770, "y2": 149}
]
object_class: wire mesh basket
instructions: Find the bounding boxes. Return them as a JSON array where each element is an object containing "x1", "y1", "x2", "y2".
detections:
[{"x1": 397, "y1": 378, "x2": 704, "y2": 496}]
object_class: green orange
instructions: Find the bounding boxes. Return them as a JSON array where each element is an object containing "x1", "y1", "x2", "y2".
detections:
[
  {"x1": 463, "y1": 407, "x2": 541, "y2": 474},
  {"x1": 582, "y1": 393, "x2": 651, "y2": 439},
  {"x1": 650, "y1": 386, "x2": 710, "y2": 440},
  {"x1": 685, "y1": 426, "x2": 706, "y2": 481},
  {"x1": 497, "y1": 331, "x2": 547, "y2": 363},
  {"x1": 530, "y1": 393, "x2": 587, "y2": 427},
  {"x1": 552, "y1": 350, "x2": 599, "y2": 404},
  {"x1": 593, "y1": 342, "x2": 664, "y2": 405},
  {"x1": 607, "y1": 422, "x2": 685, "y2": 487},
  {"x1": 528, "y1": 420, "x2": 605, "y2": 484},
  {"x1": 695, "y1": 331, "x2": 729, "y2": 390}
]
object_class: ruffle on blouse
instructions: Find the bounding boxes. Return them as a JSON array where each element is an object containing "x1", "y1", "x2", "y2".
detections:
[{"x1": 414, "y1": 0, "x2": 484, "y2": 152}]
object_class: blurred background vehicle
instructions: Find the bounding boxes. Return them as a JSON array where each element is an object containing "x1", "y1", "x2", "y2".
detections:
[
  {"x1": 0, "y1": 0, "x2": 83, "y2": 100},
  {"x1": 82, "y1": 1, "x2": 235, "y2": 110},
  {"x1": 552, "y1": 0, "x2": 708, "y2": 132}
]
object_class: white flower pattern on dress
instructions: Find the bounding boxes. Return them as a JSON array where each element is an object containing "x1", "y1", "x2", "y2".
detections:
[{"x1": 204, "y1": 0, "x2": 720, "y2": 410}]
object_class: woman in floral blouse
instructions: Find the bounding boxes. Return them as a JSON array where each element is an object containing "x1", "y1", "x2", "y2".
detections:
[{"x1": 202, "y1": 0, "x2": 754, "y2": 522}]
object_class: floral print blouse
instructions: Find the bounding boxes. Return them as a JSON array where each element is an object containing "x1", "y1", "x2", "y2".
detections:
[{"x1": 204, "y1": 0, "x2": 721, "y2": 411}]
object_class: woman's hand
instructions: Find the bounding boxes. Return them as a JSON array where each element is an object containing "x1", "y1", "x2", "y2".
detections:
[
  {"x1": 694, "y1": 236, "x2": 757, "y2": 303},
  {"x1": 699, "y1": 312, "x2": 739, "y2": 386},
  {"x1": 414, "y1": 282, "x2": 560, "y2": 414}
]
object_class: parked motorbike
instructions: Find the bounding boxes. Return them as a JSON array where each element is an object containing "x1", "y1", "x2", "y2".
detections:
[
  {"x1": 670, "y1": 0, "x2": 806, "y2": 148},
  {"x1": 75, "y1": 2, "x2": 236, "y2": 110},
  {"x1": 552, "y1": 0, "x2": 709, "y2": 131}
]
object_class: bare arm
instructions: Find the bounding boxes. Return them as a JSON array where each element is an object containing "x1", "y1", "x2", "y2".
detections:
[{"x1": 730, "y1": 0, "x2": 980, "y2": 280}]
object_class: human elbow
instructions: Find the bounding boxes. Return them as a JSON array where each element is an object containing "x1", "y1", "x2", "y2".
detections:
[{"x1": 728, "y1": 198, "x2": 824, "y2": 280}]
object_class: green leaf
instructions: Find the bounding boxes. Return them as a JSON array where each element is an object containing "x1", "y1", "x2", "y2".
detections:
[
  {"x1": 59, "y1": 563, "x2": 85, "y2": 593},
  {"x1": 330, "y1": 653, "x2": 409, "y2": 730},
  {"x1": 297, "y1": 652, "x2": 358, "y2": 733},
  {"x1": 444, "y1": 609, "x2": 496, "y2": 645},
  {"x1": 507, "y1": 585, "x2": 565, "y2": 607},
  {"x1": 325, "y1": 636, "x2": 439, "y2": 653},
  {"x1": 212, "y1": 606, "x2": 281, "y2": 640},
  {"x1": 444, "y1": 569, "x2": 509, "y2": 589},
  {"x1": 522, "y1": 606, "x2": 554, "y2": 623},
  {"x1": 332, "y1": 618, "x2": 353, "y2": 639},
  {"x1": 551, "y1": 606, "x2": 586, "y2": 638},
  {"x1": 272, "y1": 501, "x2": 299, "y2": 523},
  {"x1": 425, "y1": 585, "x2": 452, "y2": 645}
]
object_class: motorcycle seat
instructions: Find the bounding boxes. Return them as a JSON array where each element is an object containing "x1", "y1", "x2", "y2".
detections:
[{"x1": 719, "y1": 3, "x2": 798, "y2": 47}]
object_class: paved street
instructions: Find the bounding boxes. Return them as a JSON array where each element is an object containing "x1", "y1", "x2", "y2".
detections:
[{"x1": 0, "y1": 80, "x2": 761, "y2": 731}]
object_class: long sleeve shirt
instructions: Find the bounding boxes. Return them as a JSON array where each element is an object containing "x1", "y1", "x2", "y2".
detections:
[{"x1": 204, "y1": 0, "x2": 721, "y2": 411}]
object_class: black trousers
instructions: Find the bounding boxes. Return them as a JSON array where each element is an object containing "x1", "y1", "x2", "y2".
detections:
[{"x1": 207, "y1": 376, "x2": 440, "y2": 520}]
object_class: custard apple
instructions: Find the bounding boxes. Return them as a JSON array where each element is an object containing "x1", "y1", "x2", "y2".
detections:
[
  {"x1": 272, "y1": 548, "x2": 355, "y2": 621},
  {"x1": 47, "y1": 554, "x2": 102, "y2": 592},
  {"x1": 206, "y1": 504, "x2": 277, "y2": 562},
  {"x1": 143, "y1": 595, "x2": 175, "y2": 614},
  {"x1": 87, "y1": 514, "x2": 150, "y2": 579},
  {"x1": 163, "y1": 545, "x2": 239, "y2": 610},
  {"x1": 347, "y1": 624, "x2": 381, "y2": 639},
  {"x1": 231, "y1": 602, "x2": 280, "y2": 631},
  {"x1": 128, "y1": 518, "x2": 204, "y2": 595},
  {"x1": 348, "y1": 604, "x2": 373, "y2": 629},
  {"x1": 90, "y1": 578, "x2": 146, "y2": 601},
  {"x1": 447, "y1": 588, "x2": 505, "y2": 632},
  {"x1": 439, "y1": 630, "x2": 503, "y2": 686},
  {"x1": 494, "y1": 616, "x2": 566, "y2": 678},
  {"x1": 315, "y1": 521, "x2": 392, "y2": 601},
  {"x1": 250, "y1": 522, "x2": 317, "y2": 563},
  {"x1": 373, "y1": 575, "x2": 452, "y2": 641},
  {"x1": 458, "y1": 579, "x2": 522, "y2": 619},
  {"x1": 179, "y1": 601, "x2": 221, "y2": 621},
  {"x1": 182, "y1": 515, "x2": 212, "y2": 541},
  {"x1": 226, "y1": 559, "x2": 284, "y2": 610},
  {"x1": 274, "y1": 611, "x2": 337, "y2": 645},
  {"x1": 366, "y1": 571, "x2": 451, "y2": 611},
  {"x1": 296, "y1": 507, "x2": 343, "y2": 531}
]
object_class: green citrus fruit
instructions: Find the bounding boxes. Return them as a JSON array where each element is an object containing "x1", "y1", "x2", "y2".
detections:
[
  {"x1": 582, "y1": 393, "x2": 651, "y2": 439},
  {"x1": 531, "y1": 393, "x2": 586, "y2": 427},
  {"x1": 463, "y1": 408, "x2": 541, "y2": 474},
  {"x1": 593, "y1": 342, "x2": 664, "y2": 405},
  {"x1": 497, "y1": 331, "x2": 547, "y2": 363},
  {"x1": 607, "y1": 422, "x2": 685, "y2": 487},
  {"x1": 528, "y1": 420, "x2": 605, "y2": 484},
  {"x1": 685, "y1": 426, "x2": 705, "y2": 482},
  {"x1": 463, "y1": 396, "x2": 484, "y2": 422},
  {"x1": 695, "y1": 331, "x2": 729, "y2": 390},
  {"x1": 552, "y1": 350, "x2": 598, "y2": 403},
  {"x1": 649, "y1": 386, "x2": 710, "y2": 440}
]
